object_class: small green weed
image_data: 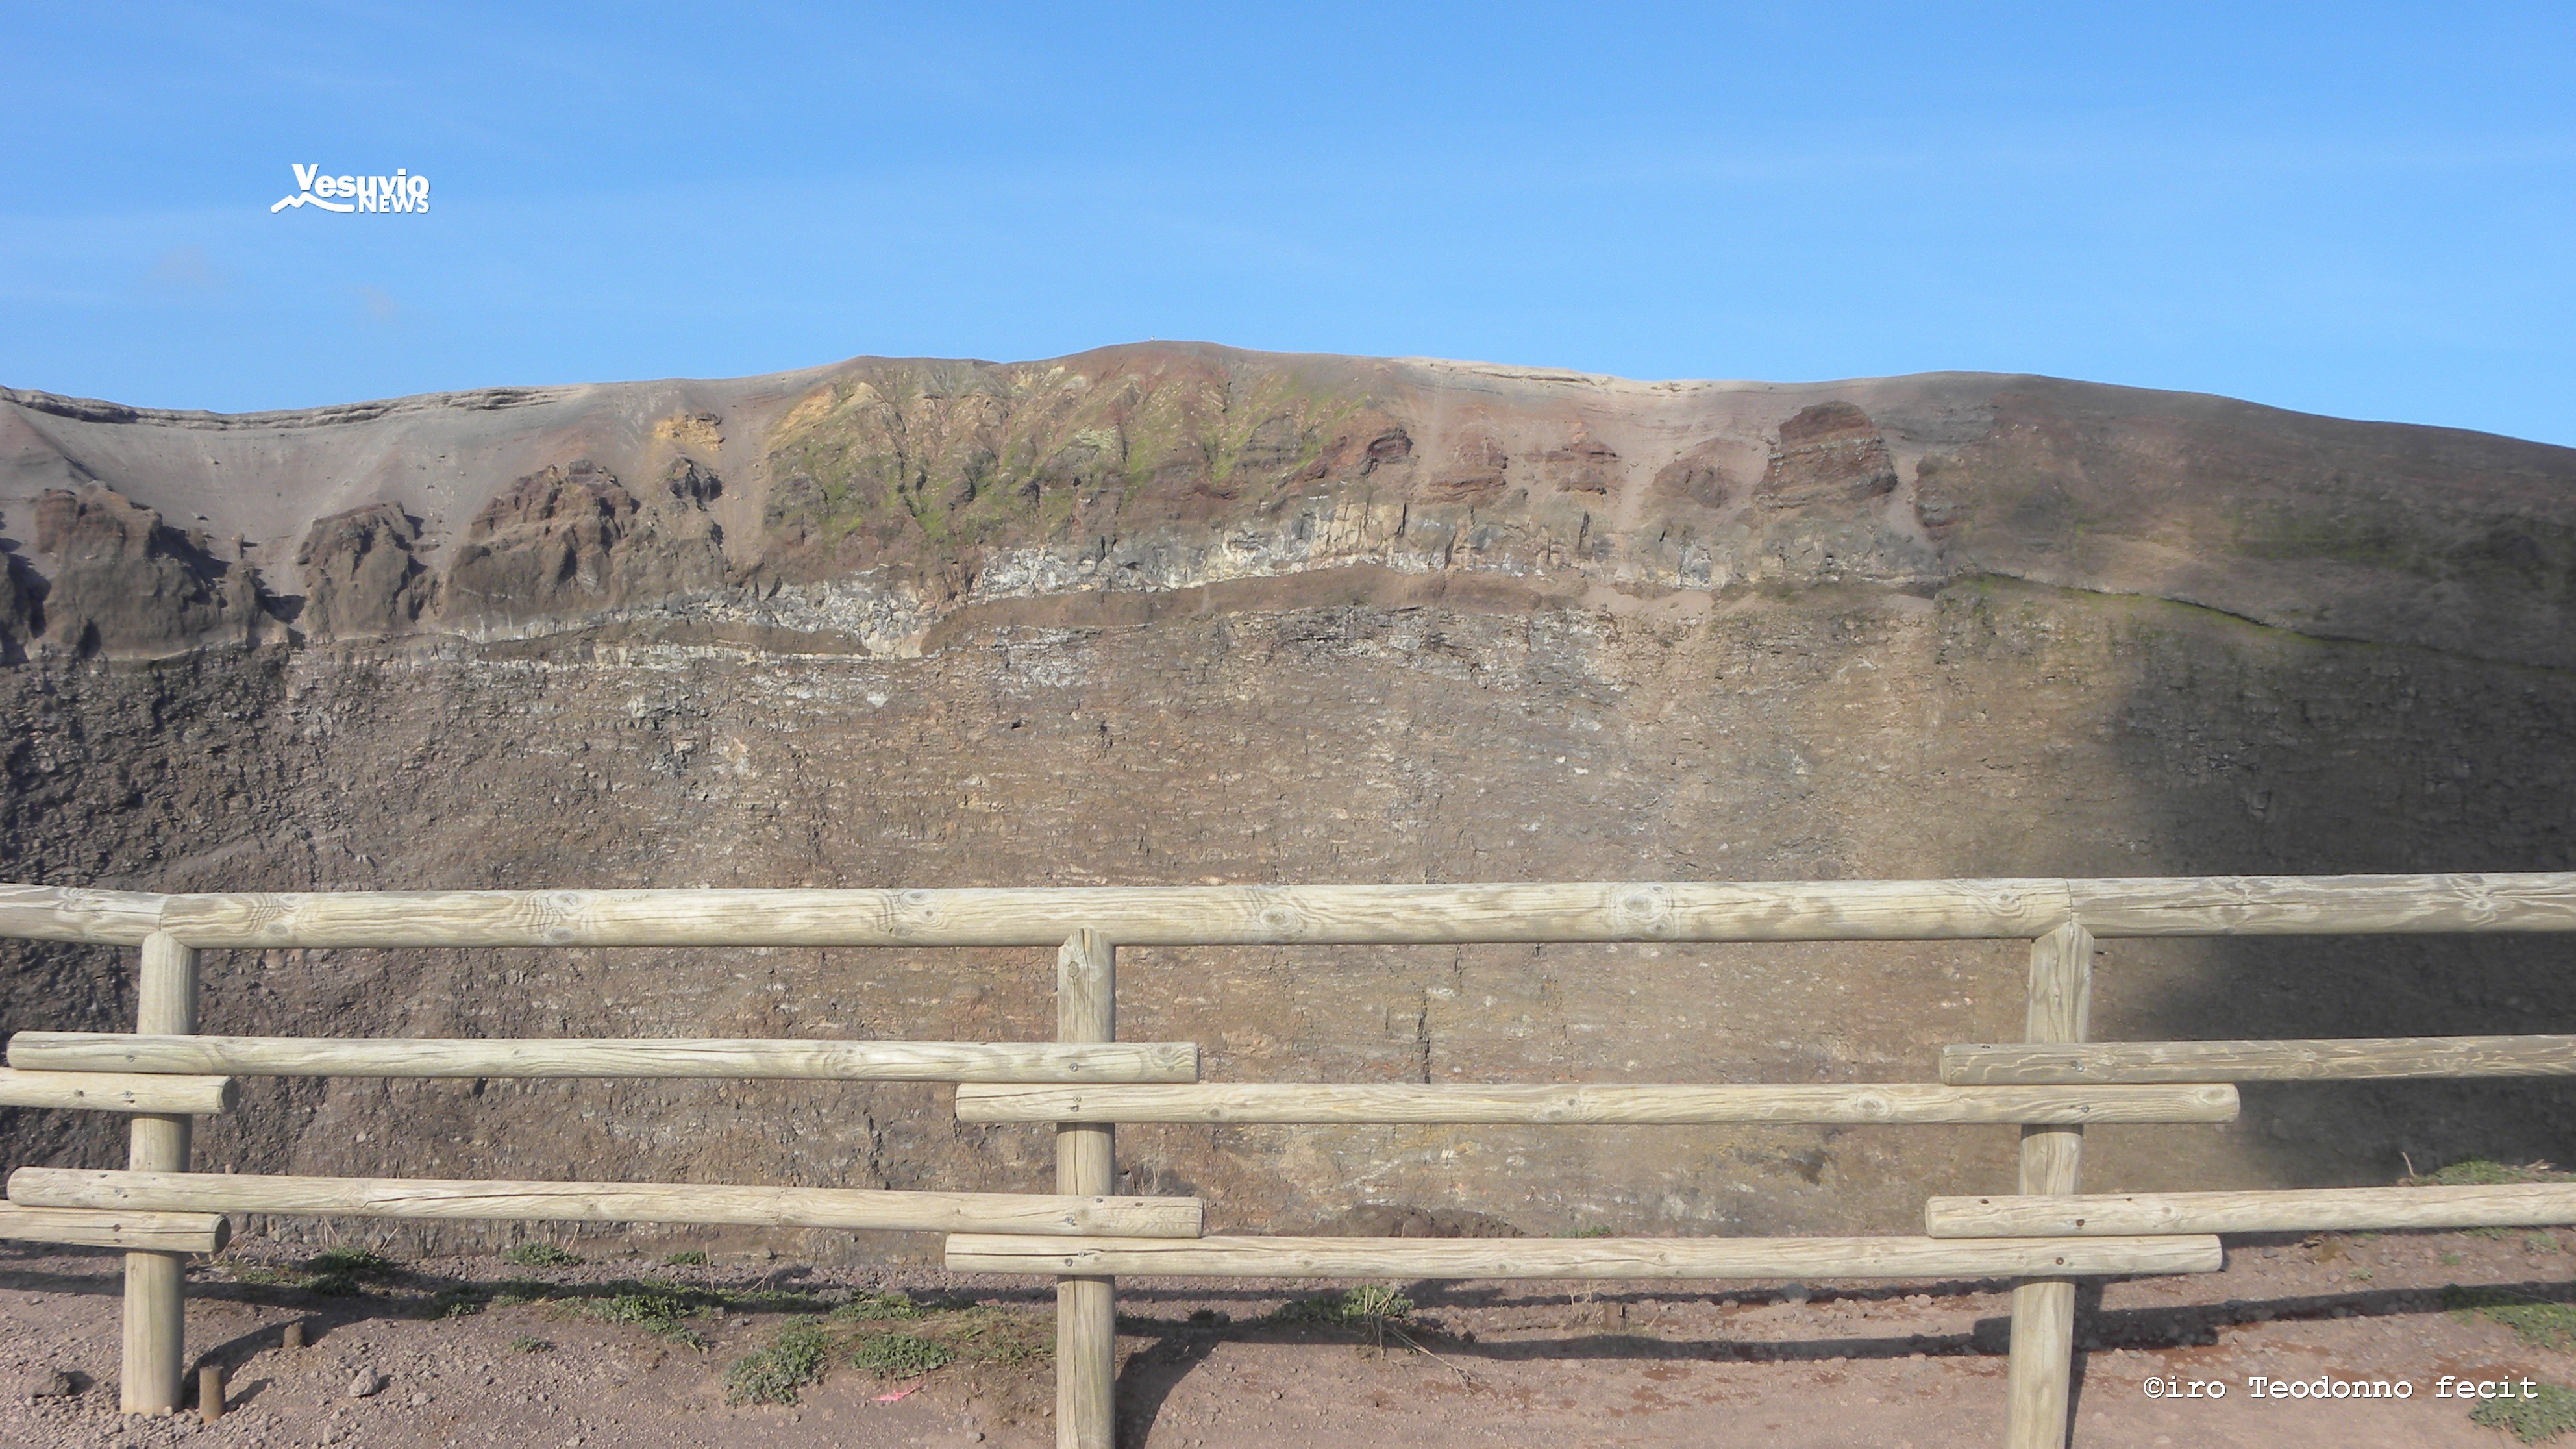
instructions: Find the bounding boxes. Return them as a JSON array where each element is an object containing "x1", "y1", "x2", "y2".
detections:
[
  {"x1": 502, "y1": 1243, "x2": 583, "y2": 1268},
  {"x1": 306, "y1": 1247, "x2": 397, "y2": 1278},
  {"x1": 2442, "y1": 1252, "x2": 2468, "y2": 1267},
  {"x1": 579, "y1": 1290, "x2": 708, "y2": 1346},
  {"x1": 663, "y1": 1250, "x2": 710, "y2": 1267},
  {"x1": 432, "y1": 1287, "x2": 487, "y2": 1319},
  {"x1": 850, "y1": 1331, "x2": 954, "y2": 1379},
  {"x1": 297, "y1": 1271, "x2": 362, "y2": 1297},
  {"x1": 1559, "y1": 1226, "x2": 1616, "y2": 1239},
  {"x1": 2533, "y1": 1234, "x2": 2565, "y2": 1254},
  {"x1": 724, "y1": 1319, "x2": 834, "y2": 1406},
  {"x1": 832, "y1": 1291, "x2": 924, "y2": 1322},
  {"x1": 926, "y1": 1306, "x2": 1050, "y2": 1368},
  {"x1": 2409, "y1": 1159, "x2": 2569, "y2": 1187},
  {"x1": 1275, "y1": 1284, "x2": 1413, "y2": 1329},
  {"x1": 508, "y1": 1336, "x2": 554, "y2": 1354},
  {"x1": 2473, "y1": 1381, "x2": 2576, "y2": 1443},
  {"x1": 2444, "y1": 1286, "x2": 2576, "y2": 1351}
]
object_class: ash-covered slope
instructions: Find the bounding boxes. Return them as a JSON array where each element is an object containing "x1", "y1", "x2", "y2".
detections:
[{"x1": 5, "y1": 344, "x2": 2575, "y2": 1256}]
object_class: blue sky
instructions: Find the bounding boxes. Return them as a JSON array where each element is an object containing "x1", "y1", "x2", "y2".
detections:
[{"x1": 5, "y1": 3, "x2": 2573, "y2": 443}]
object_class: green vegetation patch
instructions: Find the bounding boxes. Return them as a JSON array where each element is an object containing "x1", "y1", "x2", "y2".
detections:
[
  {"x1": 306, "y1": 1247, "x2": 399, "y2": 1278},
  {"x1": 2473, "y1": 1381, "x2": 2576, "y2": 1443},
  {"x1": 2409, "y1": 1159, "x2": 2570, "y2": 1187},
  {"x1": 850, "y1": 1330, "x2": 954, "y2": 1379},
  {"x1": 832, "y1": 1290, "x2": 925, "y2": 1322},
  {"x1": 577, "y1": 1289, "x2": 709, "y2": 1346},
  {"x1": 2444, "y1": 1286, "x2": 2576, "y2": 1352},
  {"x1": 1274, "y1": 1283, "x2": 1414, "y2": 1329},
  {"x1": 507, "y1": 1335, "x2": 554, "y2": 1354},
  {"x1": 502, "y1": 1243, "x2": 584, "y2": 1268},
  {"x1": 724, "y1": 1319, "x2": 835, "y2": 1406},
  {"x1": 662, "y1": 1250, "x2": 710, "y2": 1267}
]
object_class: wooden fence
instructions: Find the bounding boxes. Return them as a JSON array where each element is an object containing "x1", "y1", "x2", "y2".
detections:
[{"x1": 1, "y1": 874, "x2": 2574, "y2": 1447}]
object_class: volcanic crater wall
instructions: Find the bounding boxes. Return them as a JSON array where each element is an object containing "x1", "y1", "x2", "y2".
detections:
[{"x1": 2, "y1": 343, "x2": 2573, "y2": 1257}]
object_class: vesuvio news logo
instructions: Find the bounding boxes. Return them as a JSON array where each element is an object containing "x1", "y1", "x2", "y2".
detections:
[{"x1": 271, "y1": 164, "x2": 431, "y2": 214}]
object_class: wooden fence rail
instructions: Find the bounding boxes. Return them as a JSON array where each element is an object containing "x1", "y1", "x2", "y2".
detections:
[
  {"x1": 8, "y1": 1032, "x2": 1199, "y2": 1083},
  {"x1": 6, "y1": 873, "x2": 2576, "y2": 1446},
  {"x1": 8, "y1": 1168, "x2": 1204, "y2": 1238},
  {"x1": 952, "y1": 1081, "x2": 2239, "y2": 1125},
  {"x1": 941, "y1": 1232, "x2": 2229, "y2": 1280},
  {"x1": 1944, "y1": 1035, "x2": 2576, "y2": 1083},
  {"x1": 1926, "y1": 1185, "x2": 2576, "y2": 1237},
  {"x1": 10, "y1": 873, "x2": 2576, "y2": 949}
]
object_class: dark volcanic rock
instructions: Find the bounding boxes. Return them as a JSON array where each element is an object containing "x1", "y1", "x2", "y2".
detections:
[
  {"x1": 296, "y1": 504, "x2": 439, "y2": 639},
  {"x1": 1759, "y1": 401, "x2": 1900, "y2": 508},
  {"x1": 28, "y1": 485, "x2": 264, "y2": 656},
  {"x1": 442, "y1": 458, "x2": 726, "y2": 630}
]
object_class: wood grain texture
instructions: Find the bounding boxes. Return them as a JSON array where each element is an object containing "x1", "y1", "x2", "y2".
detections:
[
  {"x1": 10, "y1": 1032, "x2": 1198, "y2": 1084},
  {"x1": 2066, "y1": 873, "x2": 2576, "y2": 936},
  {"x1": 11, "y1": 1168, "x2": 1204, "y2": 1237},
  {"x1": 11, "y1": 874, "x2": 2576, "y2": 950},
  {"x1": 0, "y1": 884, "x2": 166, "y2": 945},
  {"x1": 145, "y1": 880, "x2": 2077, "y2": 947},
  {"x1": 0, "y1": 1066, "x2": 236, "y2": 1114},
  {"x1": 2007, "y1": 921, "x2": 2092, "y2": 1449},
  {"x1": 954, "y1": 1082, "x2": 2236, "y2": 1126},
  {"x1": 1928, "y1": 1185, "x2": 2576, "y2": 1237},
  {"x1": 1945, "y1": 1035, "x2": 2576, "y2": 1084},
  {"x1": 0, "y1": 1202, "x2": 228, "y2": 1253},
  {"x1": 123, "y1": 930, "x2": 196, "y2": 1417},
  {"x1": 1054, "y1": 930, "x2": 1117, "y2": 1449},
  {"x1": 943, "y1": 1233, "x2": 2225, "y2": 1279}
]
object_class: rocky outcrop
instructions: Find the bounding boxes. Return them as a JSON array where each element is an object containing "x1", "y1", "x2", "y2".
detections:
[
  {"x1": 295, "y1": 504, "x2": 439, "y2": 640},
  {"x1": 441, "y1": 458, "x2": 728, "y2": 632},
  {"x1": 25, "y1": 486, "x2": 267, "y2": 656}
]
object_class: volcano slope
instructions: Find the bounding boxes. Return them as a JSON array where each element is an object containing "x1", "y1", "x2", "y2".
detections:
[{"x1": 3, "y1": 342, "x2": 2573, "y2": 1258}]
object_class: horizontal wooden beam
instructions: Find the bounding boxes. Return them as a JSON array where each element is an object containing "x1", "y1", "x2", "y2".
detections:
[
  {"x1": 0, "y1": 884, "x2": 167, "y2": 945},
  {"x1": 0, "y1": 1066, "x2": 236, "y2": 1115},
  {"x1": 10, "y1": 1033, "x2": 1199, "y2": 1084},
  {"x1": 953, "y1": 1082, "x2": 2240, "y2": 1126},
  {"x1": 8, "y1": 1169, "x2": 1203, "y2": 1239},
  {"x1": 147, "y1": 880, "x2": 2078, "y2": 947},
  {"x1": 8, "y1": 874, "x2": 2572, "y2": 949},
  {"x1": 943, "y1": 1232, "x2": 2225, "y2": 1279},
  {"x1": 1926, "y1": 1184, "x2": 2576, "y2": 1237},
  {"x1": 2063, "y1": 873, "x2": 2576, "y2": 937},
  {"x1": 1946, "y1": 1036, "x2": 2576, "y2": 1084},
  {"x1": 0, "y1": 1202, "x2": 228, "y2": 1254}
]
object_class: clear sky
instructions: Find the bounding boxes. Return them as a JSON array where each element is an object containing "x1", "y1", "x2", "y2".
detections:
[{"x1": 5, "y1": 3, "x2": 2573, "y2": 444}]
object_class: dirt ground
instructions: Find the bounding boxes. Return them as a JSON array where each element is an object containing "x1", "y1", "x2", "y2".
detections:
[{"x1": 4, "y1": 1228, "x2": 2574, "y2": 1448}]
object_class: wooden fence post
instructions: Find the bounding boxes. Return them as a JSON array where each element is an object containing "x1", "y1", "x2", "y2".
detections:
[
  {"x1": 2004, "y1": 920, "x2": 2094, "y2": 1448},
  {"x1": 1056, "y1": 929, "x2": 1117, "y2": 1449},
  {"x1": 123, "y1": 930, "x2": 199, "y2": 1415}
]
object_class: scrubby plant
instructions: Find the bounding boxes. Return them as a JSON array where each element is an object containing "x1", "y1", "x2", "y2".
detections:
[
  {"x1": 850, "y1": 1330, "x2": 954, "y2": 1379},
  {"x1": 502, "y1": 1243, "x2": 584, "y2": 1268},
  {"x1": 724, "y1": 1319, "x2": 834, "y2": 1405},
  {"x1": 508, "y1": 1336, "x2": 554, "y2": 1354},
  {"x1": 831, "y1": 1290, "x2": 924, "y2": 1322},
  {"x1": 2445, "y1": 1286, "x2": 2576, "y2": 1351},
  {"x1": 583, "y1": 1290, "x2": 706, "y2": 1345},
  {"x1": 2409, "y1": 1159, "x2": 2568, "y2": 1187},
  {"x1": 306, "y1": 1247, "x2": 397, "y2": 1277},
  {"x1": 2473, "y1": 1381, "x2": 2576, "y2": 1443},
  {"x1": 662, "y1": 1250, "x2": 710, "y2": 1267}
]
